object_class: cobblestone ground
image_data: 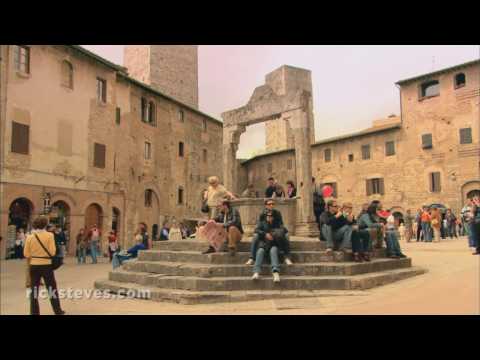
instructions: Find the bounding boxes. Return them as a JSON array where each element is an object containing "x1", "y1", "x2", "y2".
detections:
[{"x1": 1, "y1": 237, "x2": 478, "y2": 315}]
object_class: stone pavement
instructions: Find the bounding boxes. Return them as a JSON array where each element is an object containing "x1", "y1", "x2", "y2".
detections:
[{"x1": 1, "y1": 237, "x2": 478, "y2": 315}]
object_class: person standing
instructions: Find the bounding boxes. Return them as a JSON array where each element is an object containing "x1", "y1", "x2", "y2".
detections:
[
  {"x1": 471, "y1": 196, "x2": 480, "y2": 255},
  {"x1": 204, "y1": 176, "x2": 236, "y2": 219},
  {"x1": 421, "y1": 207, "x2": 432, "y2": 242},
  {"x1": 445, "y1": 209, "x2": 458, "y2": 239},
  {"x1": 286, "y1": 180, "x2": 297, "y2": 198},
  {"x1": 55, "y1": 227, "x2": 67, "y2": 258},
  {"x1": 431, "y1": 208, "x2": 442, "y2": 242},
  {"x1": 273, "y1": 183, "x2": 285, "y2": 198},
  {"x1": 168, "y1": 221, "x2": 183, "y2": 241},
  {"x1": 87, "y1": 224, "x2": 101, "y2": 264},
  {"x1": 23, "y1": 216, "x2": 65, "y2": 315},
  {"x1": 107, "y1": 231, "x2": 118, "y2": 262},
  {"x1": 415, "y1": 209, "x2": 423, "y2": 241},
  {"x1": 312, "y1": 177, "x2": 325, "y2": 232},
  {"x1": 264, "y1": 177, "x2": 277, "y2": 198},
  {"x1": 76, "y1": 228, "x2": 87, "y2": 264},
  {"x1": 461, "y1": 199, "x2": 475, "y2": 248},
  {"x1": 14, "y1": 229, "x2": 26, "y2": 259},
  {"x1": 404, "y1": 209, "x2": 414, "y2": 242},
  {"x1": 159, "y1": 222, "x2": 170, "y2": 241}
]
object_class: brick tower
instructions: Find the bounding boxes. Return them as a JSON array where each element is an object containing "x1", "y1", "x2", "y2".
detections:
[{"x1": 124, "y1": 45, "x2": 199, "y2": 109}]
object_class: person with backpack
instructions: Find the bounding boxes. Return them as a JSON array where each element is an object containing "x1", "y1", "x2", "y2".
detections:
[{"x1": 23, "y1": 216, "x2": 65, "y2": 315}]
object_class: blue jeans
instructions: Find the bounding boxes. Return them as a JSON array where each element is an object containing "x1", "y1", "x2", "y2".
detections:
[
  {"x1": 351, "y1": 229, "x2": 371, "y2": 253},
  {"x1": 77, "y1": 248, "x2": 86, "y2": 264},
  {"x1": 250, "y1": 233, "x2": 291, "y2": 260},
  {"x1": 385, "y1": 230, "x2": 402, "y2": 256},
  {"x1": 90, "y1": 241, "x2": 98, "y2": 263},
  {"x1": 112, "y1": 253, "x2": 132, "y2": 269},
  {"x1": 421, "y1": 223, "x2": 432, "y2": 242},
  {"x1": 321, "y1": 224, "x2": 352, "y2": 250},
  {"x1": 253, "y1": 246, "x2": 280, "y2": 274},
  {"x1": 468, "y1": 222, "x2": 477, "y2": 247}
]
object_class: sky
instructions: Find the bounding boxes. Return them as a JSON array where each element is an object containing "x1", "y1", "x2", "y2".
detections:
[{"x1": 82, "y1": 45, "x2": 479, "y2": 158}]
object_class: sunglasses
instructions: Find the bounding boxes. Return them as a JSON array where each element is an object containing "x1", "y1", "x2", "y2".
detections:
[{"x1": 266, "y1": 203, "x2": 274, "y2": 206}]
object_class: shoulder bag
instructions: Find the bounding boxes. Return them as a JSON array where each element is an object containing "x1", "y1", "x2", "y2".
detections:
[{"x1": 33, "y1": 233, "x2": 63, "y2": 270}]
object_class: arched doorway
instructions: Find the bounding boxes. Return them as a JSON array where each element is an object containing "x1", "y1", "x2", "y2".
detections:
[
  {"x1": 467, "y1": 189, "x2": 480, "y2": 199},
  {"x1": 85, "y1": 203, "x2": 103, "y2": 230},
  {"x1": 9, "y1": 198, "x2": 34, "y2": 230},
  {"x1": 50, "y1": 201, "x2": 70, "y2": 233},
  {"x1": 112, "y1": 207, "x2": 120, "y2": 235}
]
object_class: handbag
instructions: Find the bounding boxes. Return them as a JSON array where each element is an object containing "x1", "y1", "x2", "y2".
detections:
[
  {"x1": 201, "y1": 200, "x2": 210, "y2": 214},
  {"x1": 33, "y1": 233, "x2": 63, "y2": 270}
]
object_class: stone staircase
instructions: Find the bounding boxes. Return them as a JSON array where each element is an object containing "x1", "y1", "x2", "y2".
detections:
[{"x1": 94, "y1": 237, "x2": 427, "y2": 305}]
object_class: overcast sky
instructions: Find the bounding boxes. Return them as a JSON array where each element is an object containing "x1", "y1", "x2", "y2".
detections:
[{"x1": 83, "y1": 45, "x2": 479, "y2": 158}]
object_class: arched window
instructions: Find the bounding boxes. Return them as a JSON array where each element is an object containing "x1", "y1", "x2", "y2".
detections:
[
  {"x1": 61, "y1": 60, "x2": 73, "y2": 89},
  {"x1": 454, "y1": 73, "x2": 466, "y2": 89}
]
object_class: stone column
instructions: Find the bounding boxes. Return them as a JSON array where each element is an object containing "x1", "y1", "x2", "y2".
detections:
[
  {"x1": 222, "y1": 125, "x2": 245, "y2": 194},
  {"x1": 287, "y1": 103, "x2": 319, "y2": 237}
]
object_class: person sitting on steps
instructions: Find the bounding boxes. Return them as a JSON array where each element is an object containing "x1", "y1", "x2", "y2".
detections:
[
  {"x1": 251, "y1": 211, "x2": 283, "y2": 283},
  {"x1": 318, "y1": 199, "x2": 353, "y2": 255},
  {"x1": 245, "y1": 199, "x2": 293, "y2": 266}
]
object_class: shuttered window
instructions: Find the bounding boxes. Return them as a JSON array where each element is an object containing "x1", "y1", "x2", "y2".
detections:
[
  {"x1": 179, "y1": 142, "x2": 184, "y2": 157},
  {"x1": 385, "y1": 141, "x2": 395, "y2": 156},
  {"x1": 422, "y1": 134, "x2": 433, "y2": 149},
  {"x1": 348, "y1": 154, "x2": 354, "y2": 162},
  {"x1": 96, "y1": 78, "x2": 106, "y2": 103},
  {"x1": 14, "y1": 45, "x2": 30, "y2": 74},
  {"x1": 11, "y1": 122, "x2": 29, "y2": 154},
  {"x1": 430, "y1": 172, "x2": 441, "y2": 192},
  {"x1": 361, "y1": 144, "x2": 370, "y2": 160},
  {"x1": 178, "y1": 187, "x2": 184, "y2": 204},
  {"x1": 324, "y1": 148, "x2": 331, "y2": 162},
  {"x1": 93, "y1": 143, "x2": 106, "y2": 168},
  {"x1": 116, "y1": 107, "x2": 121, "y2": 125},
  {"x1": 287, "y1": 159, "x2": 293, "y2": 170},
  {"x1": 459, "y1": 128, "x2": 472, "y2": 144},
  {"x1": 366, "y1": 178, "x2": 384, "y2": 195}
]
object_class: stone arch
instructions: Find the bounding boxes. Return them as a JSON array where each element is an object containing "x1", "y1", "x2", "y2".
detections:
[
  {"x1": 8, "y1": 197, "x2": 34, "y2": 231},
  {"x1": 461, "y1": 180, "x2": 480, "y2": 203},
  {"x1": 50, "y1": 192, "x2": 77, "y2": 207},
  {"x1": 84, "y1": 203, "x2": 103, "y2": 231}
]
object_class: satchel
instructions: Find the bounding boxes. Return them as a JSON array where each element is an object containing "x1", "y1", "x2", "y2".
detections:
[
  {"x1": 431, "y1": 219, "x2": 439, "y2": 226},
  {"x1": 201, "y1": 200, "x2": 210, "y2": 214},
  {"x1": 33, "y1": 233, "x2": 63, "y2": 270}
]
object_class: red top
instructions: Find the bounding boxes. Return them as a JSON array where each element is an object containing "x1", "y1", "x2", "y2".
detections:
[{"x1": 108, "y1": 234, "x2": 117, "y2": 243}]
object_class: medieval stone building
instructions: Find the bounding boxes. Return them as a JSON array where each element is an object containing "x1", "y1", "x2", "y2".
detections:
[
  {"x1": 239, "y1": 59, "x2": 480, "y2": 218},
  {"x1": 0, "y1": 45, "x2": 222, "y2": 257}
]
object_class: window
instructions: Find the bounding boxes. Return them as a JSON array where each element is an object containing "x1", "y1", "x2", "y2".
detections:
[
  {"x1": 454, "y1": 73, "x2": 466, "y2": 89},
  {"x1": 141, "y1": 97, "x2": 148, "y2": 122},
  {"x1": 14, "y1": 45, "x2": 30, "y2": 74},
  {"x1": 348, "y1": 154, "x2": 354, "y2": 162},
  {"x1": 115, "y1": 107, "x2": 121, "y2": 125},
  {"x1": 145, "y1": 142, "x2": 152, "y2": 160},
  {"x1": 430, "y1": 172, "x2": 441, "y2": 192},
  {"x1": 11, "y1": 122, "x2": 29, "y2": 154},
  {"x1": 422, "y1": 134, "x2": 433, "y2": 149},
  {"x1": 93, "y1": 143, "x2": 106, "y2": 168},
  {"x1": 202, "y1": 149, "x2": 207, "y2": 162},
  {"x1": 179, "y1": 142, "x2": 184, "y2": 157},
  {"x1": 361, "y1": 144, "x2": 371, "y2": 160},
  {"x1": 420, "y1": 80, "x2": 440, "y2": 99},
  {"x1": 145, "y1": 189, "x2": 153, "y2": 207},
  {"x1": 179, "y1": 110, "x2": 185, "y2": 122},
  {"x1": 385, "y1": 141, "x2": 395, "y2": 156},
  {"x1": 148, "y1": 101, "x2": 156, "y2": 125},
  {"x1": 287, "y1": 159, "x2": 293, "y2": 170},
  {"x1": 267, "y1": 163, "x2": 273, "y2": 173},
  {"x1": 321, "y1": 182, "x2": 338, "y2": 198},
  {"x1": 324, "y1": 148, "x2": 331, "y2": 162},
  {"x1": 96, "y1": 77, "x2": 106, "y2": 103},
  {"x1": 366, "y1": 178, "x2": 384, "y2": 195},
  {"x1": 202, "y1": 119, "x2": 207, "y2": 132},
  {"x1": 178, "y1": 187, "x2": 184, "y2": 204},
  {"x1": 61, "y1": 60, "x2": 73, "y2": 89},
  {"x1": 459, "y1": 128, "x2": 472, "y2": 144}
]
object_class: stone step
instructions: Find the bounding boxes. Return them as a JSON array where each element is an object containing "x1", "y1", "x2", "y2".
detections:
[
  {"x1": 94, "y1": 279, "x2": 370, "y2": 305},
  {"x1": 123, "y1": 258, "x2": 412, "y2": 278},
  {"x1": 153, "y1": 239, "x2": 327, "y2": 252},
  {"x1": 108, "y1": 266, "x2": 427, "y2": 292},
  {"x1": 138, "y1": 249, "x2": 387, "y2": 264}
]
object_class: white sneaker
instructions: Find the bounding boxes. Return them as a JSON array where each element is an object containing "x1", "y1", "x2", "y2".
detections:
[
  {"x1": 245, "y1": 259, "x2": 254, "y2": 265},
  {"x1": 273, "y1": 272, "x2": 280, "y2": 283},
  {"x1": 252, "y1": 272, "x2": 260, "y2": 280},
  {"x1": 285, "y1": 258, "x2": 293, "y2": 266}
]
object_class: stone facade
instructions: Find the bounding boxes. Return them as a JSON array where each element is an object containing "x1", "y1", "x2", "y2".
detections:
[
  {"x1": 242, "y1": 60, "x2": 480, "y2": 217},
  {"x1": 0, "y1": 45, "x2": 222, "y2": 258},
  {"x1": 124, "y1": 45, "x2": 199, "y2": 109}
]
